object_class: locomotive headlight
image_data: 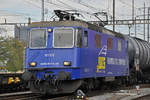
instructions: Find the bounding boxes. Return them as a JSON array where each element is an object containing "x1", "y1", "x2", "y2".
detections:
[
  {"x1": 29, "y1": 62, "x2": 37, "y2": 67},
  {"x1": 48, "y1": 28, "x2": 52, "y2": 32},
  {"x1": 64, "y1": 61, "x2": 71, "y2": 66}
]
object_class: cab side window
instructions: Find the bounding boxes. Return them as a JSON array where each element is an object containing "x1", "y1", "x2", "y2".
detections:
[
  {"x1": 118, "y1": 40, "x2": 122, "y2": 51},
  {"x1": 107, "y1": 38, "x2": 112, "y2": 50},
  {"x1": 95, "y1": 34, "x2": 101, "y2": 48},
  {"x1": 76, "y1": 28, "x2": 83, "y2": 48},
  {"x1": 84, "y1": 31, "x2": 88, "y2": 48}
]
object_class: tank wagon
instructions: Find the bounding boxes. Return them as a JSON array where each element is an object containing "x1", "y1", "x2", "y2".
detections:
[
  {"x1": 127, "y1": 36, "x2": 150, "y2": 71},
  {"x1": 22, "y1": 10, "x2": 150, "y2": 94}
]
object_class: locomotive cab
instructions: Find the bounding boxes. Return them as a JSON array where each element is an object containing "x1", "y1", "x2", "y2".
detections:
[
  {"x1": 26, "y1": 26, "x2": 84, "y2": 79},
  {"x1": 23, "y1": 23, "x2": 90, "y2": 94}
]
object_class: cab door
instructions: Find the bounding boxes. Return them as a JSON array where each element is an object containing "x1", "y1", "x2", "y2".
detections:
[{"x1": 80, "y1": 29, "x2": 93, "y2": 78}]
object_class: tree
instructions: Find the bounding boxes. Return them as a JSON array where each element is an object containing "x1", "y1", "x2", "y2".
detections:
[{"x1": 0, "y1": 37, "x2": 25, "y2": 72}]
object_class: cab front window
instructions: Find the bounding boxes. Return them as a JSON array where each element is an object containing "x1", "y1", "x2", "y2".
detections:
[
  {"x1": 30, "y1": 29, "x2": 47, "y2": 48},
  {"x1": 53, "y1": 28, "x2": 74, "y2": 48}
]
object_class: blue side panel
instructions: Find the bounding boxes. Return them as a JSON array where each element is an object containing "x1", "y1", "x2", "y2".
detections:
[{"x1": 79, "y1": 29, "x2": 129, "y2": 79}]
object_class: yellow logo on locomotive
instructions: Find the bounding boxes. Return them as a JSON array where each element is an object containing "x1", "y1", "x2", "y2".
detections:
[{"x1": 97, "y1": 57, "x2": 106, "y2": 72}]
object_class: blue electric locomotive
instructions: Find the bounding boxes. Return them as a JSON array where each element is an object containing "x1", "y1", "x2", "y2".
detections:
[{"x1": 22, "y1": 19, "x2": 129, "y2": 94}]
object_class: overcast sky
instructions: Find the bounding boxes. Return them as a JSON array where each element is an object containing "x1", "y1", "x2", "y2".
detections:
[
  {"x1": 0, "y1": 0, "x2": 150, "y2": 39},
  {"x1": 0, "y1": 0, "x2": 150, "y2": 22}
]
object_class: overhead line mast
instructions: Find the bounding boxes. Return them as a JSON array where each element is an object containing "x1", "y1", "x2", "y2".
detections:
[
  {"x1": 148, "y1": 7, "x2": 150, "y2": 42},
  {"x1": 113, "y1": 0, "x2": 115, "y2": 31},
  {"x1": 132, "y1": 0, "x2": 134, "y2": 20},
  {"x1": 144, "y1": 2, "x2": 146, "y2": 40},
  {"x1": 41, "y1": 0, "x2": 44, "y2": 21}
]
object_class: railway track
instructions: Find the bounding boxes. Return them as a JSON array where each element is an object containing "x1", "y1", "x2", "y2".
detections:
[
  {"x1": 133, "y1": 94, "x2": 150, "y2": 100},
  {"x1": 85, "y1": 84, "x2": 150, "y2": 100},
  {"x1": 0, "y1": 91, "x2": 72, "y2": 100},
  {"x1": 47, "y1": 96, "x2": 69, "y2": 100},
  {"x1": 1, "y1": 84, "x2": 150, "y2": 100},
  {"x1": 0, "y1": 91, "x2": 42, "y2": 100}
]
